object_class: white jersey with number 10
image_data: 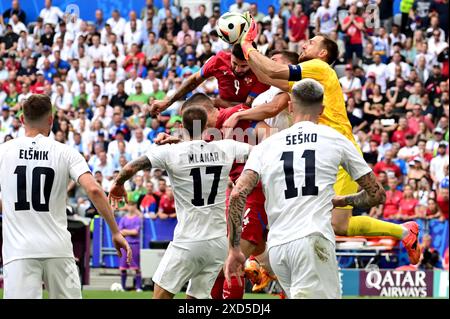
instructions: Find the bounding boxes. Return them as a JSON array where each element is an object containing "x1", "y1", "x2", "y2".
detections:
[{"x1": 0, "y1": 134, "x2": 90, "y2": 265}]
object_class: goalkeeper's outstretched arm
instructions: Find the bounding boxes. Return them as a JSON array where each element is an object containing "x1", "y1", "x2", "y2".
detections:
[{"x1": 246, "y1": 50, "x2": 291, "y2": 91}]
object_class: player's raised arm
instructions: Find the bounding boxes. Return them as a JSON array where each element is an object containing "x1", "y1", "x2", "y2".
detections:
[
  {"x1": 224, "y1": 169, "x2": 260, "y2": 286},
  {"x1": 78, "y1": 172, "x2": 132, "y2": 264},
  {"x1": 332, "y1": 171, "x2": 386, "y2": 209},
  {"x1": 150, "y1": 71, "x2": 205, "y2": 115}
]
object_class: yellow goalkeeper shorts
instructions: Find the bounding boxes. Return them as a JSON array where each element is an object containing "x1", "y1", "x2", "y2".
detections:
[{"x1": 333, "y1": 166, "x2": 359, "y2": 210}]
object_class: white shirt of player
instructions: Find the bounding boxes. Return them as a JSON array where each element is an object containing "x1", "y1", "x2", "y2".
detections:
[
  {"x1": 244, "y1": 121, "x2": 371, "y2": 249},
  {"x1": 146, "y1": 140, "x2": 250, "y2": 242},
  {"x1": 0, "y1": 134, "x2": 90, "y2": 265},
  {"x1": 251, "y1": 86, "x2": 291, "y2": 131}
]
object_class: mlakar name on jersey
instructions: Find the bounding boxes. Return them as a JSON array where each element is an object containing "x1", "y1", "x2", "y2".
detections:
[
  {"x1": 188, "y1": 152, "x2": 220, "y2": 164},
  {"x1": 285, "y1": 132, "x2": 318, "y2": 145},
  {"x1": 19, "y1": 149, "x2": 49, "y2": 161}
]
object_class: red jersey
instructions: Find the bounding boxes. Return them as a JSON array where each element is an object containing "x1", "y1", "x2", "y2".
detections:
[
  {"x1": 213, "y1": 104, "x2": 253, "y2": 182},
  {"x1": 373, "y1": 161, "x2": 402, "y2": 178},
  {"x1": 383, "y1": 190, "x2": 403, "y2": 218},
  {"x1": 437, "y1": 194, "x2": 449, "y2": 219},
  {"x1": 159, "y1": 194, "x2": 176, "y2": 215},
  {"x1": 392, "y1": 129, "x2": 413, "y2": 148},
  {"x1": 288, "y1": 14, "x2": 309, "y2": 42},
  {"x1": 31, "y1": 82, "x2": 45, "y2": 94},
  {"x1": 399, "y1": 198, "x2": 418, "y2": 217},
  {"x1": 200, "y1": 51, "x2": 269, "y2": 103},
  {"x1": 343, "y1": 16, "x2": 364, "y2": 45}
]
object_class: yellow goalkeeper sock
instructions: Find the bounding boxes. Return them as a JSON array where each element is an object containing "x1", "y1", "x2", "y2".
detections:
[{"x1": 347, "y1": 216, "x2": 405, "y2": 239}]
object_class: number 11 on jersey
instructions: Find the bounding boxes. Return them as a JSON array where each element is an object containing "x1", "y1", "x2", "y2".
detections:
[{"x1": 281, "y1": 150, "x2": 318, "y2": 199}]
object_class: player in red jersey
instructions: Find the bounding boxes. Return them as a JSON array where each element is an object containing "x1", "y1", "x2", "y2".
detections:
[{"x1": 149, "y1": 44, "x2": 269, "y2": 115}]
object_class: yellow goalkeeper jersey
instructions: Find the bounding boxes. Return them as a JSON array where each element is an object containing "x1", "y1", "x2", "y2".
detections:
[{"x1": 288, "y1": 58, "x2": 356, "y2": 146}]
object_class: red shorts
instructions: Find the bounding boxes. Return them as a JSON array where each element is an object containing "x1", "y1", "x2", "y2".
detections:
[{"x1": 226, "y1": 184, "x2": 268, "y2": 246}]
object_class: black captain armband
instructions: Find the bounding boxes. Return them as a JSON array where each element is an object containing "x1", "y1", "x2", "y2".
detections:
[{"x1": 288, "y1": 64, "x2": 302, "y2": 82}]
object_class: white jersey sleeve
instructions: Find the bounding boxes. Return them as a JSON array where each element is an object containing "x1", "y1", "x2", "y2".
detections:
[
  {"x1": 243, "y1": 143, "x2": 263, "y2": 175},
  {"x1": 66, "y1": 147, "x2": 91, "y2": 182},
  {"x1": 145, "y1": 144, "x2": 169, "y2": 170},
  {"x1": 338, "y1": 136, "x2": 372, "y2": 181},
  {"x1": 226, "y1": 139, "x2": 252, "y2": 165}
]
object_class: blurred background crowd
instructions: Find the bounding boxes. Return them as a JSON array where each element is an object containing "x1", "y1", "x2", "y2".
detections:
[{"x1": 0, "y1": 0, "x2": 447, "y2": 233}]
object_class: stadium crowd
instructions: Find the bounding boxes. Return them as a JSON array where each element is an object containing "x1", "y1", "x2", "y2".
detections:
[{"x1": 0, "y1": 0, "x2": 448, "y2": 258}]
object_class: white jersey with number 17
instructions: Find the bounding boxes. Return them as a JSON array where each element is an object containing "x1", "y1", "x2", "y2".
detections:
[
  {"x1": 145, "y1": 139, "x2": 251, "y2": 243},
  {"x1": 0, "y1": 134, "x2": 90, "y2": 265},
  {"x1": 244, "y1": 121, "x2": 372, "y2": 249}
]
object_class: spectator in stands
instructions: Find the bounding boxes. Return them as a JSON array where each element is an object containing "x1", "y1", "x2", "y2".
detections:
[
  {"x1": 424, "y1": 198, "x2": 443, "y2": 219},
  {"x1": 140, "y1": 182, "x2": 157, "y2": 219},
  {"x1": 397, "y1": 184, "x2": 420, "y2": 220},
  {"x1": 147, "y1": 118, "x2": 165, "y2": 142},
  {"x1": 229, "y1": 0, "x2": 251, "y2": 14},
  {"x1": 341, "y1": 4, "x2": 364, "y2": 64},
  {"x1": 129, "y1": 174, "x2": 147, "y2": 205},
  {"x1": 430, "y1": 143, "x2": 449, "y2": 188},
  {"x1": 398, "y1": 134, "x2": 420, "y2": 161},
  {"x1": 287, "y1": 3, "x2": 309, "y2": 54},
  {"x1": 3, "y1": 0, "x2": 26, "y2": 24},
  {"x1": 193, "y1": 4, "x2": 208, "y2": 32},
  {"x1": 340, "y1": 64, "x2": 362, "y2": 102},
  {"x1": 315, "y1": 0, "x2": 336, "y2": 35},
  {"x1": 374, "y1": 149, "x2": 402, "y2": 178},
  {"x1": 375, "y1": 176, "x2": 403, "y2": 219},
  {"x1": 420, "y1": 234, "x2": 441, "y2": 269},
  {"x1": 92, "y1": 151, "x2": 115, "y2": 181},
  {"x1": 119, "y1": 199, "x2": 143, "y2": 292},
  {"x1": 157, "y1": 186, "x2": 176, "y2": 219},
  {"x1": 249, "y1": 3, "x2": 265, "y2": 22}
]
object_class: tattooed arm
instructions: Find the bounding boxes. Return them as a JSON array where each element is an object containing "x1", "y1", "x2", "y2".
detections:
[
  {"x1": 109, "y1": 155, "x2": 152, "y2": 208},
  {"x1": 332, "y1": 171, "x2": 386, "y2": 209},
  {"x1": 228, "y1": 169, "x2": 260, "y2": 248},
  {"x1": 224, "y1": 169, "x2": 260, "y2": 286},
  {"x1": 115, "y1": 155, "x2": 152, "y2": 185}
]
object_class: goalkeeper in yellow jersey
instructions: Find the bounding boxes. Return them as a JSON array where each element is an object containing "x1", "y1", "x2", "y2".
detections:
[{"x1": 237, "y1": 13, "x2": 421, "y2": 265}]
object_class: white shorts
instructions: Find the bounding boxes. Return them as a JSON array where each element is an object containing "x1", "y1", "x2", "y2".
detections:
[
  {"x1": 3, "y1": 258, "x2": 82, "y2": 299},
  {"x1": 152, "y1": 236, "x2": 227, "y2": 299},
  {"x1": 268, "y1": 234, "x2": 341, "y2": 299}
]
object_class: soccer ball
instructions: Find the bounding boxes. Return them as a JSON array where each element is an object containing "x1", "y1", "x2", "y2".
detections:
[
  {"x1": 110, "y1": 282, "x2": 124, "y2": 292},
  {"x1": 216, "y1": 12, "x2": 250, "y2": 45}
]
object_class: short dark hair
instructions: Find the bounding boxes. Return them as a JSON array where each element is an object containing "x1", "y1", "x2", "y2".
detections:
[
  {"x1": 181, "y1": 93, "x2": 215, "y2": 112},
  {"x1": 23, "y1": 94, "x2": 52, "y2": 123},
  {"x1": 232, "y1": 43, "x2": 256, "y2": 60},
  {"x1": 268, "y1": 50, "x2": 299, "y2": 64},
  {"x1": 182, "y1": 106, "x2": 208, "y2": 139},
  {"x1": 317, "y1": 33, "x2": 339, "y2": 65}
]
